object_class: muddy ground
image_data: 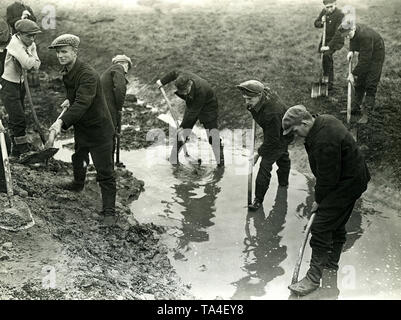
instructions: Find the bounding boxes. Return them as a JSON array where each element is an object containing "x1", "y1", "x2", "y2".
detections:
[{"x1": 0, "y1": 74, "x2": 192, "y2": 300}]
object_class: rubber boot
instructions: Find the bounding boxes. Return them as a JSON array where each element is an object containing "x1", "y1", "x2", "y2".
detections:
[
  {"x1": 100, "y1": 187, "x2": 117, "y2": 225},
  {"x1": 326, "y1": 242, "x2": 344, "y2": 271},
  {"x1": 211, "y1": 139, "x2": 224, "y2": 167},
  {"x1": 306, "y1": 248, "x2": 329, "y2": 285},
  {"x1": 14, "y1": 135, "x2": 31, "y2": 156},
  {"x1": 248, "y1": 198, "x2": 263, "y2": 211},
  {"x1": 169, "y1": 139, "x2": 185, "y2": 165}
]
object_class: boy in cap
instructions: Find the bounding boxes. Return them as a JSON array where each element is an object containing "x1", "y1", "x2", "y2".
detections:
[
  {"x1": 314, "y1": 0, "x2": 344, "y2": 90},
  {"x1": 237, "y1": 80, "x2": 291, "y2": 211},
  {"x1": 47, "y1": 34, "x2": 117, "y2": 224},
  {"x1": 0, "y1": 19, "x2": 41, "y2": 158},
  {"x1": 156, "y1": 70, "x2": 224, "y2": 166},
  {"x1": 338, "y1": 18, "x2": 385, "y2": 124},
  {"x1": 100, "y1": 54, "x2": 132, "y2": 161},
  {"x1": 282, "y1": 105, "x2": 370, "y2": 296}
]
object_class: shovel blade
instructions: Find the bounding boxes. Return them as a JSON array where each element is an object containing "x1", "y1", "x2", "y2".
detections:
[
  {"x1": 311, "y1": 81, "x2": 328, "y2": 99},
  {"x1": 19, "y1": 147, "x2": 59, "y2": 165}
]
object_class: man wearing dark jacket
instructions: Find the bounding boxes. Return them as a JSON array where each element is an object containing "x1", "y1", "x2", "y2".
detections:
[
  {"x1": 339, "y1": 21, "x2": 385, "y2": 124},
  {"x1": 47, "y1": 34, "x2": 117, "y2": 223},
  {"x1": 100, "y1": 54, "x2": 132, "y2": 161},
  {"x1": 156, "y1": 70, "x2": 224, "y2": 166},
  {"x1": 314, "y1": 0, "x2": 344, "y2": 90},
  {"x1": 283, "y1": 105, "x2": 370, "y2": 296},
  {"x1": 237, "y1": 80, "x2": 291, "y2": 211}
]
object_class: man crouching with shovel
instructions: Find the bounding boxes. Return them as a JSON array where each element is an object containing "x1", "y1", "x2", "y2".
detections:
[
  {"x1": 46, "y1": 34, "x2": 117, "y2": 224},
  {"x1": 283, "y1": 105, "x2": 370, "y2": 296}
]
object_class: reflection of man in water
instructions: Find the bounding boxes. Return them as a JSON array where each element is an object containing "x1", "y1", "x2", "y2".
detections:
[
  {"x1": 172, "y1": 167, "x2": 224, "y2": 253},
  {"x1": 231, "y1": 186, "x2": 288, "y2": 299}
]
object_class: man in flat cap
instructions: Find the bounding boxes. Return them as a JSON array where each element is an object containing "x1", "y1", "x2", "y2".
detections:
[
  {"x1": 101, "y1": 54, "x2": 132, "y2": 162},
  {"x1": 156, "y1": 70, "x2": 224, "y2": 166},
  {"x1": 0, "y1": 19, "x2": 41, "y2": 158},
  {"x1": 237, "y1": 80, "x2": 291, "y2": 211},
  {"x1": 338, "y1": 18, "x2": 385, "y2": 124},
  {"x1": 314, "y1": 0, "x2": 344, "y2": 91},
  {"x1": 283, "y1": 105, "x2": 370, "y2": 296},
  {"x1": 47, "y1": 34, "x2": 117, "y2": 224}
]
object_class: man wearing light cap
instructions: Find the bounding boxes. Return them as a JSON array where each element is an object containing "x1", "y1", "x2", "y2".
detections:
[
  {"x1": 314, "y1": 0, "x2": 344, "y2": 90},
  {"x1": 338, "y1": 18, "x2": 385, "y2": 124},
  {"x1": 47, "y1": 34, "x2": 117, "y2": 224},
  {"x1": 237, "y1": 80, "x2": 291, "y2": 211},
  {"x1": 282, "y1": 105, "x2": 370, "y2": 296},
  {"x1": 101, "y1": 54, "x2": 132, "y2": 161},
  {"x1": 156, "y1": 70, "x2": 224, "y2": 166},
  {"x1": 0, "y1": 19, "x2": 41, "y2": 158}
]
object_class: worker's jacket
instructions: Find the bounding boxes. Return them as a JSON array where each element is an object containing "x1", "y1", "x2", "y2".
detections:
[
  {"x1": 60, "y1": 59, "x2": 114, "y2": 147},
  {"x1": 314, "y1": 7, "x2": 344, "y2": 54},
  {"x1": 100, "y1": 63, "x2": 127, "y2": 128},
  {"x1": 350, "y1": 24, "x2": 385, "y2": 78},
  {"x1": 248, "y1": 88, "x2": 291, "y2": 159},
  {"x1": 305, "y1": 114, "x2": 370, "y2": 204},
  {"x1": 160, "y1": 70, "x2": 218, "y2": 129}
]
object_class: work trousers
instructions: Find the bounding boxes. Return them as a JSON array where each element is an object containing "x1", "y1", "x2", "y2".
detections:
[
  {"x1": 322, "y1": 53, "x2": 334, "y2": 86},
  {"x1": 71, "y1": 141, "x2": 116, "y2": 211},
  {"x1": 255, "y1": 149, "x2": 291, "y2": 201},
  {"x1": 0, "y1": 79, "x2": 26, "y2": 138}
]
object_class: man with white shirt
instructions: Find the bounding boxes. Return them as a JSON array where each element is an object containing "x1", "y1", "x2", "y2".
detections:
[{"x1": 0, "y1": 19, "x2": 41, "y2": 158}]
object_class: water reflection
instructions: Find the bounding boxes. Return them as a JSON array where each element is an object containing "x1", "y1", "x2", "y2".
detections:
[
  {"x1": 231, "y1": 186, "x2": 288, "y2": 299},
  {"x1": 171, "y1": 166, "x2": 225, "y2": 253}
]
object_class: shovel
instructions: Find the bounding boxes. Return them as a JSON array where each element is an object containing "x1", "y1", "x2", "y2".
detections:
[
  {"x1": 159, "y1": 87, "x2": 193, "y2": 160},
  {"x1": 22, "y1": 69, "x2": 47, "y2": 146},
  {"x1": 311, "y1": 19, "x2": 328, "y2": 99},
  {"x1": 18, "y1": 106, "x2": 67, "y2": 165},
  {"x1": 247, "y1": 119, "x2": 257, "y2": 206},
  {"x1": 115, "y1": 110, "x2": 125, "y2": 168},
  {"x1": 0, "y1": 120, "x2": 35, "y2": 232},
  {"x1": 291, "y1": 211, "x2": 316, "y2": 284}
]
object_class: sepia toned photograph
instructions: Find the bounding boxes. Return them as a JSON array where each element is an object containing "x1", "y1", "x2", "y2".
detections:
[{"x1": 0, "y1": 0, "x2": 400, "y2": 306}]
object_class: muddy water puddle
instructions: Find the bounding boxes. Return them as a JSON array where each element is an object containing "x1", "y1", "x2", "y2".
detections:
[{"x1": 54, "y1": 123, "x2": 401, "y2": 300}]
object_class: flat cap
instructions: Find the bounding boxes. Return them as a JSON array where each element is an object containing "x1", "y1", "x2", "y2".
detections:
[
  {"x1": 282, "y1": 105, "x2": 311, "y2": 135},
  {"x1": 323, "y1": 0, "x2": 336, "y2": 5},
  {"x1": 236, "y1": 80, "x2": 264, "y2": 97},
  {"x1": 175, "y1": 75, "x2": 191, "y2": 93},
  {"x1": 15, "y1": 19, "x2": 41, "y2": 34},
  {"x1": 112, "y1": 54, "x2": 133, "y2": 69},
  {"x1": 48, "y1": 34, "x2": 80, "y2": 49}
]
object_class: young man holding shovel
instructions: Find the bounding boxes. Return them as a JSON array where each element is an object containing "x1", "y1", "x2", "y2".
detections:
[
  {"x1": 0, "y1": 19, "x2": 41, "y2": 158},
  {"x1": 156, "y1": 70, "x2": 224, "y2": 166},
  {"x1": 46, "y1": 34, "x2": 117, "y2": 223},
  {"x1": 100, "y1": 54, "x2": 132, "y2": 162},
  {"x1": 236, "y1": 80, "x2": 291, "y2": 211},
  {"x1": 283, "y1": 105, "x2": 370, "y2": 296},
  {"x1": 314, "y1": 0, "x2": 344, "y2": 91},
  {"x1": 338, "y1": 19, "x2": 385, "y2": 124}
]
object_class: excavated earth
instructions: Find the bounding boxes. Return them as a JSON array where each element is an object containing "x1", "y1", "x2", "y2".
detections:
[{"x1": 0, "y1": 74, "x2": 192, "y2": 300}]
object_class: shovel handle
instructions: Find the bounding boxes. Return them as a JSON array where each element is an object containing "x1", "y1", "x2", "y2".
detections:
[
  {"x1": 347, "y1": 59, "x2": 353, "y2": 124},
  {"x1": 0, "y1": 120, "x2": 14, "y2": 206},
  {"x1": 247, "y1": 119, "x2": 256, "y2": 205}
]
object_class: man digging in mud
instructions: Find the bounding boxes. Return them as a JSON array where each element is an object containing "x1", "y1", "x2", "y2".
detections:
[
  {"x1": 283, "y1": 105, "x2": 370, "y2": 296},
  {"x1": 338, "y1": 18, "x2": 385, "y2": 124},
  {"x1": 100, "y1": 54, "x2": 132, "y2": 162},
  {"x1": 237, "y1": 80, "x2": 291, "y2": 211},
  {"x1": 46, "y1": 34, "x2": 117, "y2": 225},
  {"x1": 156, "y1": 70, "x2": 224, "y2": 167},
  {"x1": 0, "y1": 19, "x2": 41, "y2": 160}
]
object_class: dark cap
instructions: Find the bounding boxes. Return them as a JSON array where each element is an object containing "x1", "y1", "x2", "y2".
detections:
[
  {"x1": 112, "y1": 54, "x2": 133, "y2": 69},
  {"x1": 48, "y1": 34, "x2": 80, "y2": 49},
  {"x1": 15, "y1": 19, "x2": 41, "y2": 34},
  {"x1": 175, "y1": 75, "x2": 191, "y2": 94},
  {"x1": 323, "y1": 0, "x2": 336, "y2": 5},
  {"x1": 236, "y1": 80, "x2": 264, "y2": 97},
  {"x1": 282, "y1": 105, "x2": 312, "y2": 135}
]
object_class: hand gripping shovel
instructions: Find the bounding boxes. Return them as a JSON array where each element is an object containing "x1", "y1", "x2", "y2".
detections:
[
  {"x1": 18, "y1": 107, "x2": 67, "y2": 165},
  {"x1": 0, "y1": 120, "x2": 35, "y2": 231},
  {"x1": 311, "y1": 19, "x2": 329, "y2": 99},
  {"x1": 291, "y1": 211, "x2": 317, "y2": 285}
]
